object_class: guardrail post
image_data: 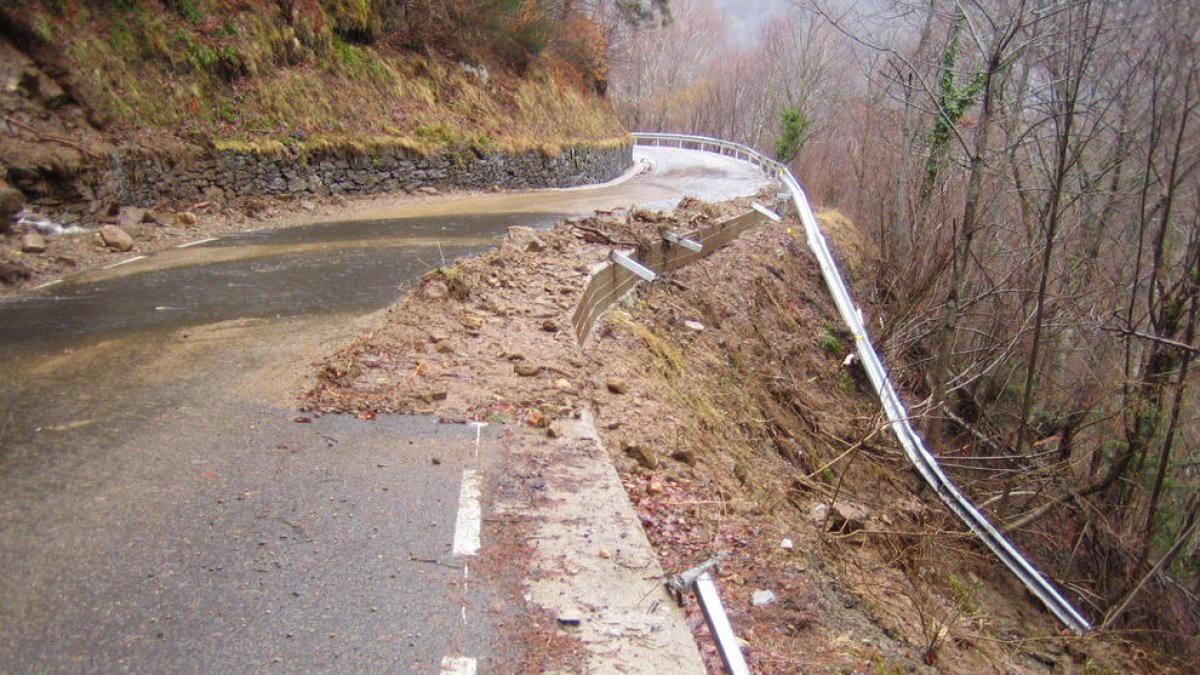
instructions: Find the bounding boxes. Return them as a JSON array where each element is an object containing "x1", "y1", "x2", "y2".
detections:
[
  {"x1": 663, "y1": 231, "x2": 703, "y2": 253},
  {"x1": 665, "y1": 552, "x2": 749, "y2": 675},
  {"x1": 610, "y1": 250, "x2": 657, "y2": 282}
]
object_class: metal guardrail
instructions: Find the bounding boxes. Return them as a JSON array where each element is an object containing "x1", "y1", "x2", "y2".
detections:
[
  {"x1": 571, "y1": 209, "x2": 771, "y2": 343},
  {"x1": 632, "y1": 132, "x2": 1093, "y2": 634}
]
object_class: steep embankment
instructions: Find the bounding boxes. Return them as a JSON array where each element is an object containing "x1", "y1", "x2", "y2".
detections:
[{"x1": 0, "y1": 0, "x2": 628, "y2": 287}]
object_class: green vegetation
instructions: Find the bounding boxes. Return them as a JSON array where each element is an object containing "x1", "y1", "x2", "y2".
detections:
[
  {"x1": 1, "y1": 0, "x2": 628, "y2": 156},
  {"x1": 836, "y1": 371, "x2": 853, "y2": 391},
  {"x1": 774, "y1": 107, "x2": 808, "y2": 163},
  {"x1": 819, "y1": 320, "x2": 843, "y2": 357},
  {"x1": 921, "y1": 6, "x2": 985, "y2": 201},
  {"x1": 947, "y1": 573, "x2": 979, "y2": 615}
]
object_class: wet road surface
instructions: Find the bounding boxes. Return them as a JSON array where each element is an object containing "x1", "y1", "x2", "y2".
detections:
[{"x1": 0, "y1": 147, "x2": 772, "y2": 671}]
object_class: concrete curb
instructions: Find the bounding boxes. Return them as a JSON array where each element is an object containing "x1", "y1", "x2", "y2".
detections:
[{"x1": 497, "y1": 411, "x2": 705, "y2": 673}]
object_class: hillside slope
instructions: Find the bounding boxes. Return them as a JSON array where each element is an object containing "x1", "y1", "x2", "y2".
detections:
[{"x1": 0, "y1": 1, "x2": 626, "y2": 222}]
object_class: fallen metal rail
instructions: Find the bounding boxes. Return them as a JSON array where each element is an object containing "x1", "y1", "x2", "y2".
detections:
[
  {"x1": 666, "y1": 552, "x2": 749, "y2": 675},
  {"x1": 632, "y1": 131, "x2": 1092, "y2": 634}
]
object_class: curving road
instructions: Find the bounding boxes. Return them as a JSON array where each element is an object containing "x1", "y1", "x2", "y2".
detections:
[{"x1": 0, "y1": 146, "x2": 771, "y2": 672}]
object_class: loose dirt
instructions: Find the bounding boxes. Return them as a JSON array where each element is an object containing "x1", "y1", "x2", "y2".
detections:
[{"x1": 302, "y1": 198, "x2": 1151, "y2": 673}]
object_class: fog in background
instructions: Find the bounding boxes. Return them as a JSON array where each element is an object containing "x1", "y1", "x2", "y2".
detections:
[{"x1": 711, "y1": 0, "x2": 789, "y2": 45}]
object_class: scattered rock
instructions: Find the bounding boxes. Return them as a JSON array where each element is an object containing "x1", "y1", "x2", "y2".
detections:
[
  {"x1": 781, "y1": 538, "x2": 794, "y2": 550},
  {"x1": 546, "y1": 421, "x2": 565, "y2": 439},
  {"x1": 647, "y1": 480, "x2": 664, "y2": 494},
  {"x1": 415, "y1": 389, "x2": 448, "y2": 403},
  {"x1": 461, "y1": 315, "x2": 483, "y2": 329},
  {"x1": 0, "y1": 260, "x2": 33, "y2": 284},
  {"x1": 175, "y1": 211, "x2": 199, "y2": 226},
  {"x1": 0, "y1": 181, "x2": 25, "y2": 232},
  {"x1": 507, "y1": 226, "x2": 547, "y2": 252},
  {"x1": 417, "y1": 186, "x2": 439, "y2": 195},
  {"x1": 99, "y1": 225, "x2": 134, "y2": 252},
  {"x1": 434, "y1": 341, "x2": 454, "y2": 354},
  {"x1": 684, "y1": 320, "x2": 705, "y2": 332},
  {"x1": 117, "y1": 207, "x2": 147, "y2": 229},
  {"x1": 514, "y1": 363, "x2": 541, "y2": 377},
  {"x1": 422, "y1": 279, "x2": 450, "y2": 300},
  {"x1": 20, "y1": 231, "x2": 47, "y2": 253},
  {"x1": 605, "y1": 377, "x2": 629, "y2": 394},
  {"x1": 598, "y1": 549, "x2": 611, "y2": 559},
  {"x1": 751, "y1": 590, "x2": 777, "y2": 607},
  {"x1": 826, "y1": 501, "x2": 871, "y2": 534},
  {"x1": 808, "y1": 503, "x2": 829, "y2": 526},
  {"x1": 670, "y1": 448, "x2": 697, "y2": 466},
  {"x1": 541, "y1": 318, "x2": 558, "y2": 332},
  {"x1": 623, "y1": 441, "x2": 658, "y2": 470},
  {"x1": 553, "y1": 378, "x2": 572, "y2": 391}
]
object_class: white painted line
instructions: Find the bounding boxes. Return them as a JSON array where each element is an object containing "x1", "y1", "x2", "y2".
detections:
[
  {"x1": 176, "y1": 237, "x2": 217, "y2": 248},
  {"x1": 35, "y1": 279, "x2": 63, "y2": 290},
  {"x1": 103, "y1": 255, "x2": 146, "y2": 269},
  {"x1": 440, "y1": 656, "x2": 477, "y2": 675},
  {"x1": 470, "y1": 422, "x2": 487, "y2": 447},
  {"x1": 452, "y1": 470, "x2": 482, "y2": 556}
]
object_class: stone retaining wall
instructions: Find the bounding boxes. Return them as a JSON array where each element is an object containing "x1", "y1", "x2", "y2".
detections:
[{"x1": 115, "y1": 142, "x2": 632, "y2": 207}]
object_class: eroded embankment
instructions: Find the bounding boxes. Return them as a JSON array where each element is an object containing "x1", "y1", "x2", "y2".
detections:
[{"x1": 304, "y1": 200, "x2": 1130, "y2": 674}]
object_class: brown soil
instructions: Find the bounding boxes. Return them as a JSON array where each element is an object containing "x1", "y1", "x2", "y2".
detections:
[{"x1": 302, "y1": 199, "x2": 1159, "y2": 673}]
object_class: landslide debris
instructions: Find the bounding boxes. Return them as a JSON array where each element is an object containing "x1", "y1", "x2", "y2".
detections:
[{"x1": 305, "y1": 200, "x2": 1141, "y2": 673}]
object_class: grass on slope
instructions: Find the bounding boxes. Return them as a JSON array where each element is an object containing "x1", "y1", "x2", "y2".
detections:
[{"x1": 7, "y1": 0, "x2": 628, "y2": 157}]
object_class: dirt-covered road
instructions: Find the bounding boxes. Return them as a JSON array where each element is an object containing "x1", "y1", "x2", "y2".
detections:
[{"x1": 0, "y1": 147, "x2": 770, "y2": 672}]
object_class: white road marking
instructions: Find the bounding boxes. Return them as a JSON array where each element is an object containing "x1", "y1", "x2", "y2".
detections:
[
  {"x1": 103, "y1": 255, "x2": 146, "y2": 269},
  {"x1": 470, "y1": 422, "x2": 486, "y2": 459},
  {"x1": 452, "y1": 469, "x2": 482, "y2": 556},
  {"x1": 440, "y1": 656, "x2": 477, "y2": 675},
  {"x1": 35, "y1": 279, "x2": 63, "y2": 290},
  {"x1": 176, "y1": 237, "x2": 217, "y2": 248}
]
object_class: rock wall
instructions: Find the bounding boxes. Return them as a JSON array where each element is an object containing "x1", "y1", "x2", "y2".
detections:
[{"x1": 113, "y1": 143, "x2": 632, "y2": 207}]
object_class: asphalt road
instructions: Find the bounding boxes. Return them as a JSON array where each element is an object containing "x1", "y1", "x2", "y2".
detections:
[
  {"x1": 0, "y1": 314, "x2": 506, "y2": 672},
  {"x1": 0, "y1": 147, "x2": 771, "y2": 672}
]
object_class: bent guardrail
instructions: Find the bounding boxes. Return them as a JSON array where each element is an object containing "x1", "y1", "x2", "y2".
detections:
[
  {"x1": 632, "y1": 131, "x2": 1092, "y2": 634},
  {"x1": 572, "y1": 208, "x2": 773, "y2": 343}
]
